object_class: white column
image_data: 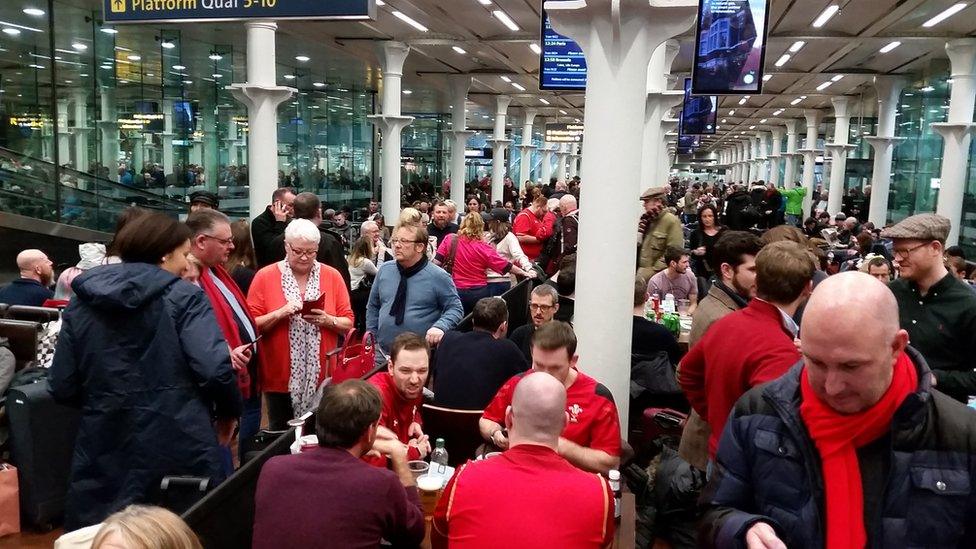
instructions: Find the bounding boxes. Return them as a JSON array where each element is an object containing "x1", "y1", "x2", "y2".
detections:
[
  {"x1": 546, "y1": 0, "x2": 696, "y2": 429},
  {"x1": 741, "y1": 139, "x2": 752, "y2": 182},
  {"x1": 518, "y1": 108, "x2": 538, "y2": 187},
  {"x1": 642, "y1": 40, "x2": 683, "y2": 189},
  {"x1": 783, "y1": 119, "x2": 800, "y2": 188},
  {"x1": 555, "y1": 143, "x2": 569, "y2": 182},
  {"x1": 866, "y1": 76, "x2": 908, "y2": 227},
  {"x1": 447, "y1": 75, "x2": 474, "y2": 206},
  {"x1": 934, "y1": 38, "x2": 976, "y2": 245},
  {"x1": 798, "y1": 110, "x2": 821, "y2": 215},
  {"x1": 731, "y1": 143, "x2": 741, "y2": 182},
  {"x1": 57, "y1": 100, "x2": 70, "y2": 167},
  {"x1": 70, "y1": 91, "x2": 91, "y2": 174},
  {"x1": 489, "y1": 95, "x2": 512, "y2": 204},
  {"x1": 365, "y1": 41, "x2": 414, "y2": 224},
  {"x1": 568, "y1": 142, "x2": 580, "y2": 179},
  {"x1": 825, "y1": 96, "x2": 855, "y2": 215},
  {"x1": 98, "y1": 88, "x2": 119, "y2": 180},
  {"x1": 229, "y1": 21, "x2": 296, "y2": 217},
  {"x1": 659, "y1": 119, "x2": 679, "y2": 183},
  {"x1": 769, "y1": 127, "x2": 784, "y2": 187},
  {"x1": 756, "y1": 132, "x2": 770, "y2": 181},
  {"x1": 131, "y1": 134, "x2": 144, "y2": 175},
  {"x1": 160, "y1": 99, "x2": 175, "y2": 176},
  {"x1": 225, "y1": 117, "x2": 239, "y2": 167},
  {"x1": 748, "y1": 136, "x2": 760, "y2": 182},
  {"x1": 540, "y1": 142, "x2": 555, "y2": 186}
]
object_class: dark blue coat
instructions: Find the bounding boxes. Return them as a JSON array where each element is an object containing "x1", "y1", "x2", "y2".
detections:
[
  {"x1": 50, "y1": 263, "x2": 242, "y2": 531},
  {"x1": 700, "y1": 347, "x2": 976, "y2": 548}
]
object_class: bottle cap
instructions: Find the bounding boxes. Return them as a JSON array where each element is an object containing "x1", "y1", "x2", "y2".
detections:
[
  {"x1": 608, "y1": 469, "x2": 620, "y2": 481},
  {"x1": 435, "y1": 437, "x2": 445, "y2": 445}
]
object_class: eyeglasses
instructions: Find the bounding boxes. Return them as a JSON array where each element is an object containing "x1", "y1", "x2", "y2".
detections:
[
  {"x1": 390, "y1": 238, "x2": 425, "y2": 246},
  {"x1": 893, "y1": 242, "x2": 929, "y2": 259},
  {"x1": 201, "y1": 234, "x2": 234, "y2": 246},
  {"x1": 286, "y1": 243, "x2": 318, "y2": 259},
  {"x1": 529, "y1": 303, "x2": 554, "y2": 311}
]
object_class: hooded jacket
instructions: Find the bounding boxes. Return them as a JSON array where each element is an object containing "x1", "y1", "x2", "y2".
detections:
[{"x1": 50, "y1": 263, "x2": 242, "y2": 531}]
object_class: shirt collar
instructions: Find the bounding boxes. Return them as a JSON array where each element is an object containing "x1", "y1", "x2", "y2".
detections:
[
  {"x1": 909, "y1": 271, "x2": 955, "y2": 298},
  {"x1": 753, "y1": 298, "x2": 799, "y2": 338}
]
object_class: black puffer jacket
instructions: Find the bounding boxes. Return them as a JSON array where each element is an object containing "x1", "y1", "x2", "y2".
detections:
[{"x1": 700, "y1": 347, "x2": 976, "y2": 548}]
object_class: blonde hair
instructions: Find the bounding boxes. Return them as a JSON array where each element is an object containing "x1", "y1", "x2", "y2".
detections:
[
  {"x1": 458, "y1": 211, "x2": 485, "y2": 239},
  {"x1": 397, "y1": 207, "x2": 423, "y2": 229},
  {"x1": 92, "y1": 505, "x2": 202, "y2": 549}
]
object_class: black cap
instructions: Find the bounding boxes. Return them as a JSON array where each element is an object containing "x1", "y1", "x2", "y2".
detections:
[
  {"x1": 189, "y1": 190, "x2": 219, "y2": 209},
  {"x1": 487, "y1": 207, "x2": 510, "y2": 222}
]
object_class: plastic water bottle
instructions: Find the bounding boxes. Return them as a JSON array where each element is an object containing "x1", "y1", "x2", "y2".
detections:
[
  {"x1": 608, "y1": 469, "x2": 622, "y2": 519},
  {"x1": 662, "y1": 293, "x2": 676, "y2": 315},
  {"x1": 430, "y1": 438, "x2": 449, "y2": 467}
]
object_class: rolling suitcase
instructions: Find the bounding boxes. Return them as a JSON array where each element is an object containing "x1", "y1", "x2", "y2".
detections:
[{"x1": 7, "y1": 379, "x2": 81, "y2": 529}]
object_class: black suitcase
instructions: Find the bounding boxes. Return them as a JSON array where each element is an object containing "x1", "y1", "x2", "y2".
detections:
[{"x1": 7, "y1": 379, "x2": 81, "y2": 529}]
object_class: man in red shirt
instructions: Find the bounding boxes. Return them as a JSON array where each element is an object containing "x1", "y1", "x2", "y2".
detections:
[
  {"x1": 479, "y1": 321, "x2": 621, "y2": 473},
  {"x1": 679, "y1": 241, "x2": 815, "y2": 461},
  {"x1": 513, "y1": 194, "x2": 556, "y2": 261},
  {"x1": 368, "y1": 332, "x2": 432, "y2": 463},
  {"x1": 433, "y1": 371, "x2": 614, "y2": 548}
]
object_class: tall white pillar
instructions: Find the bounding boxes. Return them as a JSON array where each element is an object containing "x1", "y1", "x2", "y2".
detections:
[
  {"x1": 365, "y1": 41, "x2": 414, "y2": 223},
  {"x1": 540, "y1": 142, "x2": 555, "y2": 186},
  {"x1": 798, "y1": 110, "x2": 821, "y2": 215},
  {"x1": 229, "y1": 21, "x2": 296, "y2": 217},
  {"x1": 825, "y1": 96, "x2": 855, "y2": 215},
  {"x1": 748, "y1": 136, "x2": 760, "y2": 182},
  {"x1": 131, "y1": 134, "x2": 145, "y2": 175},
  {"x1": 555, "y1": 143, "x2": 569, "y2": 183},
  {"x1": 783, "y1": 119, "x2": 800, "y2": 188},
  {"x1": 568, "y1": 142, "x2": 580, "y2": 179},
  {"x1": 731, "y1": 143, "x2": 740, "y2": 183},
  {"x1": 756, "y1": 132, "x2": 770, "y2": 181},
  {"x1": 489, "y1": 95, "x2": 512, "y2": 204},
  {"x1": 70, "y1": 91, "x2": 91, "y2": 174},
  {"x1": 642, "y1": 40, "x2": 683, "y2": 189},
  {"x1": 866, "y1": 76, "x2": 908, "y2": 227},
  {"x1": 447, "y1": 75, "x2": 474, "y2": 206},
  {"x1": 225, "y1": 117, "x2": 239, "y2": 167},
  {"x1": 769, "y1": 128, "x2": 784, "y2": 187},
  {"x1": 57, "y1": 100, "x2": 70, "y2": 167},
  {"x1": 546, "y1": 0, "x2": 696, "y2": 429},
  {"x1": 160, "y1": 99, "x2": 175, "y2": 177},
  {"x1": 741, "y1": 139, "x2": 753, "y2": 182},
  {"x1": 933, "y1": 38, "x2": 976, "y2": 245},
  {"x1": 659, "y1": 119, "x2": 679, "y2": 183},
  {"x1": 518, "y1": 108, "x2": 538, "y2": 187},
  {"x1": 98, "y1": 88, "x2": 120, "y2": 180}
]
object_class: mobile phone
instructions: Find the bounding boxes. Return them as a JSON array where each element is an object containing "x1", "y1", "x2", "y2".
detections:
[{"x1": 246, "y1": 334, "x2": 264, "y2": 350}]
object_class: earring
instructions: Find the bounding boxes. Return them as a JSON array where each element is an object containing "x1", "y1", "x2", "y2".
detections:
[{"x1": 162, "y1": 256, "x2": 169, "y2": 263}]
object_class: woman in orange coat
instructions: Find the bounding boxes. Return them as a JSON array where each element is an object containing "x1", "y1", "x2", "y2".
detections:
[{"x1": 248, "y1": 218, "x2": 354, "y2": 429}]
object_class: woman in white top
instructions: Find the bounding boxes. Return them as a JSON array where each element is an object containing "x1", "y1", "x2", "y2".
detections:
[
  {"x1": 483, "y1": 207, "x2": 534, "y2": 296},
  {"x1": 347, "y1": 236, "x2": 377, "y2": 332}
]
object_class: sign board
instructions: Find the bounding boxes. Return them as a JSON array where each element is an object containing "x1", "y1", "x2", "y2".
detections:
[
  {"x1": 545, "y1": 123, "x2": 584, "y2": 143},
  {"x1": 692, "y1": 0, "x2": 770, "y2": 94},
  {"x1": 677, "y1": 134, "x2": 700, "y2": 155},
  {"x1": 103, "y1": 0, "x2": 374, "y2": 24},
  {"x1": 679, "y1": 78, "x2": 717, "y2": 135},
  {"x1": 539, "y1": 9, "x2": 586, "y2": 91}
]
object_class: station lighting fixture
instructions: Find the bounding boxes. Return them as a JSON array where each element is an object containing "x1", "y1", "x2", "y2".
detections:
[
  {"x1": 23, "y1": 8, "x2": 45, "y2": 16},
  {"x1": 71, "y1": 42, "x2": 88, "y2": 51},
  {"x1": 295, "y1": 55, "x2": 310, "y2": 62},
  {"x1": 492, "y1": 10, "x2": 520, "y2": 31},
  {"x1": 512, "y1": 82, "x2": 525, "y2": 91},
  {"x1": 283, "y1": 74, "x2": 296, "y2": 80},
  {"x1": 2, "y1": 28, "x2": 21, "y2": 36},
  {"x1": 749, "y1": 125, "x2": 756, "y2": 129},
  {"x1": 313, "y1": 82, "x2": 325, "y2": 87},
  {"x1": 738, "y1": 97, "x2": 747, "y2": 105},
  {"x1": 375, "y1": 0, "x2": 385, "y2": 4},
  {"x1": 212, "y1": 73, "x2": 222, "y2": 78},
  {"x1": 127, "y1": 54, "x2": 141, "y2": 61},
  {"x1": 392, "y1": 10, "x2": 429, "y2": 32},
  {"x1": 788, "y1": 41, "x2": 805, "y2": 53},
  {"x1": 529, "y1": 43, "x2": 542, "y2": 54},
  {"x1": 772, "y1": 109, "x2": 783, "y2": 116},
  {"x1": 920, "y1": 85, "x2": 935, "y2": 92},
  {"x1": 208, "y1": 53, "x2": 222, "y2": 61},
  {"x1": 100, "y1": 27, "x2": 118, "y2": 34},
  {"x1": 774, "y1": 54, "x2": 790, "y2": 67},
  {"x1": 812, "y1": 5, "x2": 839, "y2": 28},
  {"x1": 478, "y1": 0, "x2": 492, "y2": 5},
  {"x1": 160, "y1": 41, "x2": 175, "y2": 49},
  {"x1": 452, "y1": 46, "x2": 467, "y2": 54},
  {"x1": 539, "y1": 98, "x2": 550, "y2": 105},
  {"x1": 879, "y1": 41, "x2": 901, "y2": 53},
  {"x1": 759, "y1": 118, "x2": 768, "y2": 123},
  {"x1": 402, "y1": 89, "x2": 413, "y2": 94},
  {"x1": 763, "y1": 74, "x2": 772, "y2": 81},
  {"x1": 728, "y1": 109, "x2": 735, "y2": 115},
  {"x1": 922, "y1": 3, "x2": 968, "y2": 27},
  {"x1": 559, "y1": 109, "x2": 568, "y2": 115},
  {"x1": 721, "y1": 118, "x2": 727, "y2": 123},
  {"x1": 790, "y1": 96, "x2": 806, "y2": 105},
  {"x1": 500, "y1": 75, "x2": 511, "y2": 82},
  {"x1": 173, "y1": 64, "x2": 186, "y2": 70},
  {"x1": 816, "y1": 81, "x2": 832, "y2": 91}
]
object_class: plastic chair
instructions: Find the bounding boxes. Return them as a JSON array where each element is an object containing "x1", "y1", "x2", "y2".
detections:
[{"x1": 420, "y1": 404, "x2": 485, "y2": 467}]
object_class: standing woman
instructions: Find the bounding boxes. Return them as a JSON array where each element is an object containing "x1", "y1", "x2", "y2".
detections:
[
  {"x1": 347, "y1": 236, "x2": 378, "y2": 333},
  {"x1": 688, "y1": 204, "x2": 725, "y2": 280},
  {"x1": 434, "y1": 212, "x2": 534, "y2": 313},
  {"x1": 483, "y1": 208, "x2": 534, "y2": 296},
  {"x1": 247, "y1": 219, "x2": 354, "y2": 429},
  {"x1": 50, "y1": 213, "x2": 242, "y2": 531},
  {"x1": 464, "y1": 196, "x2": 482, "y2": 220}
]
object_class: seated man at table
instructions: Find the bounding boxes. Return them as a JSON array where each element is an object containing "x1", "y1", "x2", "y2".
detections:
[
  {"x1": 433, "y1": 372, "x2": 614, "y2": 548},
  {"x1": 433, "y1": 297, "x2": 529, "y2": 410},
  {"x1": 368, "y1": 332, "x2": 432, "y2": 464},
  {"x1": 253, "y1": 380, "x2": 425, "y2": 548},
  {"x1": 479, "y1": 321, "x2": 621, "y2": 474}
]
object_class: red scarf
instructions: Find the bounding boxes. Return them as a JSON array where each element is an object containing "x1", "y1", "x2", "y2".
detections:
[
  {"x1": 799, "y1": 352, "x2": 917, "y2": 549},
  {"x1": 198, "y1": 265, "x2": 257, "y2": 399}
]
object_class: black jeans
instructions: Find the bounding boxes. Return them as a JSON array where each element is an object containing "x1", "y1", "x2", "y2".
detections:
[{"x1": 265, "y1": 392, "x2": 294, "y2": 431}]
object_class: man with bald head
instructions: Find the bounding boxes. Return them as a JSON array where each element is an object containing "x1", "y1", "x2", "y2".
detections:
[
  {"x1": 558, "y1": 194, "x2": 579, "y2": 260},
  {"x1": 432, "y1": 372, "x2": 614, "y2": 548},
  {"x1": 700, "y1": 272, "x2": 976, "y2": 549},
  {"x1": 0, "y1": 249, "x2": 54, "y2": 306}
]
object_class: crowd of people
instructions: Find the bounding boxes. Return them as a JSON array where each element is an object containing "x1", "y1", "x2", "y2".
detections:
[{"x1": 1, "y1": 168, "x2": 976, "y2": 548}]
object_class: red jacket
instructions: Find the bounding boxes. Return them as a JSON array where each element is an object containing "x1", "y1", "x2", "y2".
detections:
[
  {"x1": 678, "y1": 299, "x2": 800, "y2": 458},
  {"x1": 512, "y1": 209, "x2": 555, "y2": 261}
]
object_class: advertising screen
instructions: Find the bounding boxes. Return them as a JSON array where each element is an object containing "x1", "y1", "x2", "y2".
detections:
[
  {"x1": 539, "y1": 9, "x2": 587, "y2": 91},
  {"x1": 692, "y1": 0, "x2": 770, "y2": 94},
  {"x1": 679, "y1": 78, "x2": 717, "y2": 136}
]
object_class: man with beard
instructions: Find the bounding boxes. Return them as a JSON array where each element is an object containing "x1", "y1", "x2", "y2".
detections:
[
  {"x1": 0, "y1": 249, "x2": 54, "y2": 306},
  {"x1": 637, "y1": 186, "x2": 684, "y2": 280},
  {"x1": 426, "y1": 201, "x2": 458, "y2": 247}
]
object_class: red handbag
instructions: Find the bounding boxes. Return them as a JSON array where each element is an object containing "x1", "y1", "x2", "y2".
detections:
[{"x1": 325, "y1": 330, "x2": 378, "y2": 383}]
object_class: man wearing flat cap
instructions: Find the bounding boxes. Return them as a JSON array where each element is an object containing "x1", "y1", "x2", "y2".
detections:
[
  {"x1": 189, "y1": 190, "x2": 220, "y2": 213},
  {"x1": 883, "y1": 213, "x2": 976, "y2": 403},
  {"x1": 638, "y1": 186, "x2": 684, "y2": 280}
]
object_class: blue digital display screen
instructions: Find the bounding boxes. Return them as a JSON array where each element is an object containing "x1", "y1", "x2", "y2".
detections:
[
  {"x1": 104, "y1": 0, "x2": 372, "y2": 23},
  {"x1": 539, "y1": 9, "x2": 587, "y2": 91},
  {"x1": 680, "y1": 78, "x2": 717, "y2": 136},
  {"x1": 692, "y1": 0, "x2": 770, "y2": 94}
]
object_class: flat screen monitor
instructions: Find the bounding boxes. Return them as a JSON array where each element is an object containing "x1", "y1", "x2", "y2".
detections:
[
  {"x1": 539, "y1": 9, "x2": 587, "y2": 91},
  {"x1": 678, "y1": 134, "x2": 700, "y2": 150},
  {"x1": 172, "y1": 100, "x2": 196, "y2": 135},
  {"x1": 692, "y1": 0, "x2": 770, "y2": 94},
  {"x1": 133, "y1": 101, "x2": 165, "y2": 132},
  {"x1": 679, "y1": 78, "x2": 717, "y2": 136}
]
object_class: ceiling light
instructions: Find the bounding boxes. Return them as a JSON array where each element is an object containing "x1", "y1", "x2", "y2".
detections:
[
  {"x1": 172, "y1": 64, "x2": 186, "y2": 70},
  {"x1": 788, "y1": 40, "x2": 805, "y2": 53},
  {"x1": 391, "y1": 10, "x2": 429, "y2": 32},
  {"x1": 812, "y1": 5, "x2": 840, "y2": 28},
  {"x1": 559, "y1": 109, "x2": 568, "y2": 115},
  {"x1": 127, "y1": 54, "x2": 140, "y2": 61},
  {"x1": 101, "y1": 27, "x2": 118, "y2": 34},
  {"x1": 295, "y1": 55, "x2": 310, "y2": 62},
  {"x1": 791, "y1": 97, "x2": 803, "y2": 105},
  {"x1": 773, "y1": 109, "x2": 783, "y2": 115},
  {"x1": 478, "y1": 0, "x2": 492, "y2": 5},
  {"x1": 452, "y1": 46, "x2": 467, "y2": 54},
  {"x1": 879, "y1": 41, "x2": 901, "y2": 53},
  {"x1": 721, "y1": 118, "x2": 727, "y2": 123},
  {"x1": 774, "y1": 54, "x2": 790, "y2": 67},
  {"x1": 759, "y1": 118, "x2": 768, "y2": 123},
  {"x1": 492, "y1": 10, "x2": 520, "y2": 31},
  {"x1": 922, "y1": 3, "x2": 968, "y2": 27},
  {"x1": 209, "y1": 53, "x2": 222, "y2": 61},
  {"x1": 729, "y1": 109, "x2": 735, "y2": 115},
  {"x1": 403, "y1": 89, "x2": 413, "y2": 94},
  {"x1": 22, "y1": 8, "x2": 45, "y2": 16},
  {"x1": 146, "y1": 73, "x2": 154, "y2": 77},
  {"x1": 183, "y1": 80, "x2": 192, "y2": 84},
  {"x1": 738, "y1": 97, "x2": 747, "y2": 105},
  {"x1": 283, "y1": 74, "x2": 296, "y2": 80},
  {"x1": 921, "y1": 85, "x2": 935, "y2": 92},
  {"x1": 71, "y1": 42, "x2": 87, "y2": 51},
  {"x1": 749, "y1": 125, "x2": 756, "y2": 129},
  {"x1": 500, "y1": 75, "x2": 511, "y2": 83},
  {"x1": 2, "y1": 28, "x2": 21, "y2": 36},
  {"x1": 313, "y1": 82, "x2": 325, "y2": 87},
  {"x1": 816, "y1": 81, "x2": 832, "y2": 91},
  {"x1": 160, "y1": 41, "x2": 175, "y2": 49},
  {"x1": 212, "y1": 73, "x2": 222, "y2": 78},
  {"x1": 763, "y1": 74, "x2": 772, "y2": 81},
  {"x1": 529, "y1": 43, "x2": 542, "y2": 54},
  {"x1": 512, "y1": 83, "x2": 525, "y2": 91},
  {"x1": 539, "y1": 98, "x2": 550, "y2": 105},
  {"x1": 375, "y1": 0, "x2": 385, "y2": 4}
]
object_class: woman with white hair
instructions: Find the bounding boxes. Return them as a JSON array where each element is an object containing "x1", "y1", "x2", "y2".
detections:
[{"x1": 247, "y1": 218, "x2": 354, "y2": 429}]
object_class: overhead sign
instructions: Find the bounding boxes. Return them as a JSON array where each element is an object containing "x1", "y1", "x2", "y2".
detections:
[
  {"x1": 692, "y1": 0, "x2": 770, "y2": 94},
  {"x1": 679, "y1": 78, "x2": 717, "y2": 135},
  {"x1": 677, "y1": 134, "x2": 700, "y2": 155},
  {"x1": 539, "y1": 9, "x2": 586, "y2": 91},
  {"x1": 545, "y1": 123, "x2": 583, "y2": 143},
  {"x1": 103, "y1": 0, "x2": 374, "y2": 23}
]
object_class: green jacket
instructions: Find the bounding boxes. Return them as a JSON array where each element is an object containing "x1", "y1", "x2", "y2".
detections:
[
  {"x1": 778, "y1": 186, "x2": 807, "y2": 216},
  {"x1": 638, "y1": 211, "x2": 684, "y2": 280}
]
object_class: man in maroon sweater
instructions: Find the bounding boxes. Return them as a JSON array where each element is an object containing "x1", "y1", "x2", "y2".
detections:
[
  {"x1": 253, "y1": 379, "x2": 424, "y2": 548},
  {"x1": 679, "y1": 241, "x2": 816, "y2": 462}
]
